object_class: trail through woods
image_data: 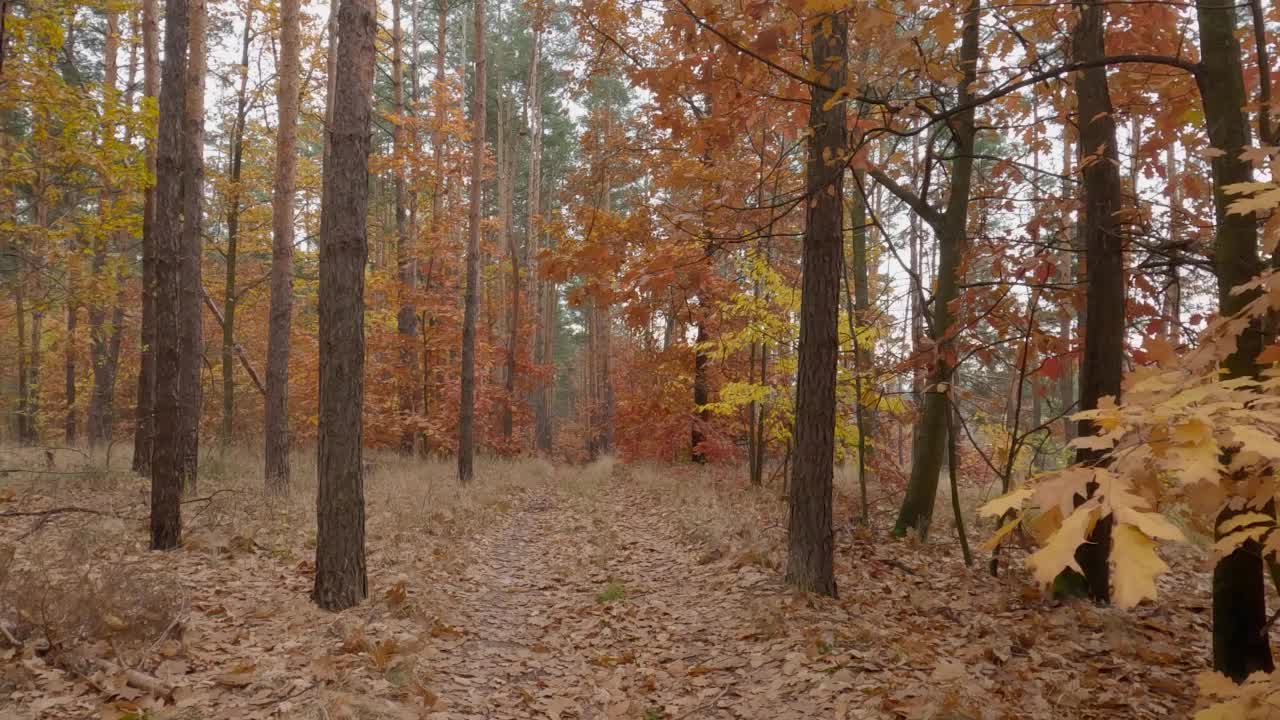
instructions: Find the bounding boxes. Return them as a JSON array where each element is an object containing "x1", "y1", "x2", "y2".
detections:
[{"x1": 0, "y1": 455, "x2": 1218, "y2": 718}]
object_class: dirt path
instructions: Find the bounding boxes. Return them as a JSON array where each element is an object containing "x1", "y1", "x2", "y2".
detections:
[{"x1": 421, "y1": 482, "x2": 871, "y2": 720}]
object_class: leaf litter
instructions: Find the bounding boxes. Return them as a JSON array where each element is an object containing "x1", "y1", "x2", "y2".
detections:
[{"x1": 0, "y1": 454, "x2": 1214, "y2": 719}]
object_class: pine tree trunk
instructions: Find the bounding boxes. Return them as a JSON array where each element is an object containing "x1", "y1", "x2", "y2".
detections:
[
  {"x1": 527, "y1": 8, "x2": 551, "y2": 453},
  {"x1": 177, "y1": 0, "x2": 206, "y2": 491},
  {"x1": 893, "y1": 0, "x2": 980, "y2": 539},
  {"x1": 313, "y1": 0, "x2": 376, "y2": 612},
  {"x1": 393, "y1": 0, "x2": 419, "y2": 454},
  {"x1": 222, "y1": 7, "x2": 252, "y2": 450},
  {"x1": 131, "y1": 0, "x2": 158, "y2": 473},
  {"x1": 785, "y1": 9, "x2": 846, "y2": 597},
  {"x1": 1195, "y1": 0, "x2": 1275, "y2": 683},
  {"x1": 457, "y1": 0, "x2": 485, "y2": 483},
  {"x1": 150, "y1": 0, "x2": 190, "y2": 550},
  {"x1": 264, "y1": 0, "x2": 300, "y2": 494}
]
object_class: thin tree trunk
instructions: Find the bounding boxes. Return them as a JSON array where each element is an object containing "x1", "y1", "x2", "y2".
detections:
[
  {"x1": 221, "y1": 6, "x2": 252, "y2": 450},
  {"x1": 457, "y1": 0, "x2": 485, "y2": 483},
  {"x1": 150, "y1": 0, "x2": 190, "y2": 550},
  {"x1": 313, "y1": 0, "x2": 377, "y2": 612},
  {"x1": 131, "y1": 0, "x2": 159, "y2": 473},
  {"x1": 785, "y1": 8, "x2": 846, "y2": 597},
  {"x1": 527, "y1": 5, "x2": 550, "y2": 452},
  {"x1": 265, "y1": 0, "x2": 300, "y2": 493},
  {"x1": 1195, "y1": 0, "x2": 1275, "y2": 683},
  {"x1": 393, "y1": 0, "x2": 418, "y2": 454},
  {"x1": 177, "y1": 0, "x2": 206, "y2": 491}
]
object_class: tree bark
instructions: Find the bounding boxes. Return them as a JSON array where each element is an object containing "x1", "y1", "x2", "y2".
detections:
[
  {"x1": 1195, "y1": 0, "x2": 1275, "y2": 683},
  {"x1": 221, "y1": 6, "x2": 252, "y2": 450},
  {"x1": 1069, "y1": 0, "x2": 1125, "y2": 604},
  {"x1": 893, "y1": 0, "x2": 980, "y2": 539},
  {"x1": 150, "y1": 0, "x2": 190, "y2": 550},
  {"x1": 527, "y1": 6, "x2": 551, "y2": 453},
  {"x1": 177, "y1": 0, "x2": 206, "y2": 491},
  {"x1": 457, "y1": 0, "x2": 485, "y2": 483},
  {"x1": 393, "y1": 0, "x2": 418, "y2": 454},
  {"x1": 785, "y1": 9, "x2": 846, "y2": 597},
  {"x1": 131, "y1": 0, "x2": 159, "y2": 474},
  {"x1": 313, "y1": 0, "x2": 377, "y2": 612},
  {"x1": 265, "y1": 0, "x2": 300, "y2": 494}
]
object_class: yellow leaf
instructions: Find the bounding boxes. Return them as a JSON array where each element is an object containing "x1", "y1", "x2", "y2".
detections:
[
  {"x1": 1115, "y1": 506, "x2": 1186, "y2": 542},
  {"x1": 1229, "y1": 424, "x2": 1280, "y2": 460},
  {"x1": 1196, "y1": 671, "x2": 1241, "y2": 698},
  {"x1": 978, "y1": 486, "x2": 1033, "y2": 518},
  {"x1": 981, "y1": 515, "x2": 1022, "y2": 553},
  {"x1": 1215, "y1": 526, "x2": 1270, "y2": 556},
  {"x1": 1218, "y1": 511, "x2": 1274, "y2": 536},
  {"x1": 1110, "y1": 523, "x2": 1169, "y2": 608},
  {"x1": 1027, "y1": 503, "x2": 1098, "y2": 586}
]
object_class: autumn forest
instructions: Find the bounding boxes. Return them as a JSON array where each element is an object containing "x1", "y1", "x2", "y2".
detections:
[{"x1": 3, "y1": 0, "x2": 1280, "y2": 716}]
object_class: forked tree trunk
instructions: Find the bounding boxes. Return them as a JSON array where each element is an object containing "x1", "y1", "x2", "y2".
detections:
[
  {"x1": 1195, "y1": 0, "x2": 1275, "y2": 683},
  {"x1": 313, "y1": 0, "x2": 377, "y2": 612},
  {"x1": 150, "y1": 0, "x2": 190, "y2": 550},
  {"x1": 457, "y1": 0, "x2": 485, "y2": 483},
  {"x1": 264, "y1": 0, "x2": 301, "y2": 493},
  {"x1": 785, "y1": 8, "x2": 846, "y2": 597},
  {"x1": 1070, "y1": 0, "x2": 1125, "y2": 604},
  {"x1": 893, "y1": 0, "x2": 979, "y2": 539}
]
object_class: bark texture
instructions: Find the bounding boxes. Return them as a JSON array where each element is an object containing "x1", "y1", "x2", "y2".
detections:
[
  {"x1": 313, "y1": 0, "x2": 377, "y2": 611},
  {"x1": 132, "y1": 0, "x2": 159, "y2": 471},
  {"x1": 457, "y1": 0, "x2": 485, "y2": 483},
  {"x1": 1195, "y1": 0, "x2": 1274, "y2": 682},
  {"x1": 150, "y1": 0, "x2": 189, "y2": 550},
  {"x1": 264, "y1": 0, "x2": 300, "y2": 493},
  {"x1": 1070, "y1": 0, "x2": 1125, "y2": 604},
  {"x1": 785, "y1": 9, "x2": 846, "y2": 597}
]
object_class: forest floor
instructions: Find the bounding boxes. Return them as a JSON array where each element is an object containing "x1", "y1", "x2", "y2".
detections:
[{"x1": 0, "y1": 447, "x2": 1219, "y2": 719}]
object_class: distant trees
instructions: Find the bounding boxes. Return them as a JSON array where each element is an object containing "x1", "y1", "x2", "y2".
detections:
[{"x1": 313, "y1": 0, "x2": 377, "y2": 611}]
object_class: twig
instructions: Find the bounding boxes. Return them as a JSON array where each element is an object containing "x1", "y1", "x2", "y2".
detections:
[
  {"x1": 0, "y1": 506, "x2": 110, "y2": 519},
  {"x1": 92, "y1": 659, "x2": 174, "y2": 699}
]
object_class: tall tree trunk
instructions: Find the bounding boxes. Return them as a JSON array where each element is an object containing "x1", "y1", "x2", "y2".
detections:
[
  {"x1": 265, "y1": 0, "x2": 300, "y2": 493},
  {"x1": 502, "y1": 101, "x2": 520, "y2": 443},
  {"x1": 89, "y1": 11, "x2": 135, "y2": 446},
  {"x1": 178, "y1": 0, "x2": 206, "y2": 490},
  {"x1": 1070, "y1": 0, "x2": 1125, "y2": 604},
  {"x1": 1195, "y1": 0, "x2": 1275, "y2": 683},
  {"x1": 314, "y1": 0, "x2": 376, "y2": 612},
  {"x1": 393, "y1": 0, "x2": 418, "y2": 453},
  {"x1": 785, "y1": 8, "x2": 846, "y2": 597},
  {"x1": 1058, "y1": 126, "x2": 1075, "y2": 444},
  {"x1": 14, "y1": 280, "x2": 28, "y2": 443},
  {"x1": 64, "y1": 268, "x2": 77, "y2": 445},
  {"x1": 893, "y1": 0, "x2": 980, "y2": 539},
  {"x1": 527, "y1": 5, "x2": 551, "y2": 453},
  {"x1": 691, "y1": 320, "x2": 709, "y2": 462},
  {"x1": 457, "y1": 0, "x2": 484, "y2": 483},
  {"x1": 222, "y1": 6, "x2": 252, "y2": 450},
  {"x1": 131, "y1": 0, "x2": 159, "y2": 472},
  {"x1": 151, "y1": 0, "x2": 190, "y2": 550}
]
